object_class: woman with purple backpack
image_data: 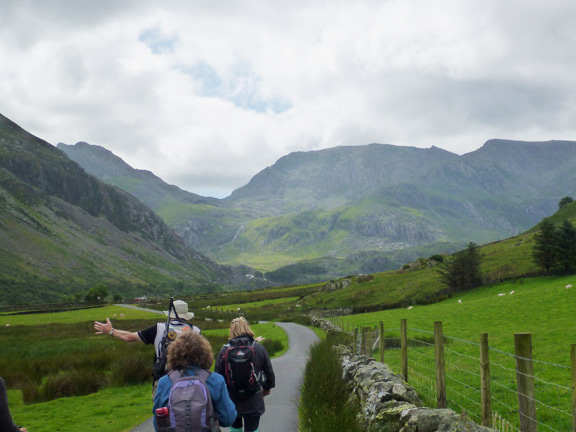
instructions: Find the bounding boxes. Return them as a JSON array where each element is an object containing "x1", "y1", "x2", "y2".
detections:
[{"x1": 152, "y1": 331, "x2": 236, "y2": 432}]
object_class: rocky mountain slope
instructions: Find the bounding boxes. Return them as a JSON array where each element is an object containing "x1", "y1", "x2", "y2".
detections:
[
  {"x1": 59, "y1": 133, "x2": 576, "y2": 284},
  {"x1": 0, "y1": 113, "x2": 255, "y2": 306}
]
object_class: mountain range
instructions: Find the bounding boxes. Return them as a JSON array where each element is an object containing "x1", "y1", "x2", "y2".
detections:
[
  {"x1": 0, "y1": 113, "x2": 260, "y2": 306},
  {"x1": 3, "y1": 108, "x2": 576, "y2": 305},
  {"x1": 59, "y1": 135, "x2": 576, "y2": 285}
]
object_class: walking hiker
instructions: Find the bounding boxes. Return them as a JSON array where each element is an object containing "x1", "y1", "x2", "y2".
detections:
[
  {"x1": 0, "y1": 377, "x2": 27, "y2": 432},
  {"x1": 153, "y1": 331, "x2": 236, "y2": 432},
  {"x1": 94, "y1": 299, "x2": 200, "y2": 390},
  {"x1": 215, "y1": 317, "x2": 275, "y2": 432}
]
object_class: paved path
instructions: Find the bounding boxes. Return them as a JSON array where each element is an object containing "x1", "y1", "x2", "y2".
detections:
[{"x1": 130, "y1": 322, "x2": 319, "y2": 432}]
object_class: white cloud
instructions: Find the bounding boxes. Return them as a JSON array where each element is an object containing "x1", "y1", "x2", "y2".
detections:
[{"x1": 1, "y1": 0, "x2": 576, "y2": 198}]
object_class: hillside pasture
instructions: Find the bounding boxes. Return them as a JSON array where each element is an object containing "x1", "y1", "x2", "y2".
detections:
[{"x1": 334, "y1": 275, "x2": 576, "y2": 431}]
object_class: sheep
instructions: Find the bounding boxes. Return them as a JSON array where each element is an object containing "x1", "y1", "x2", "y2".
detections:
[
  {"x1": 566, "y1": 284, "x2": 572, "y2": 289},
  {"x1": 5, "y1": 324, "x2": 10, "y2": 327},
  {"x1": 509, "y1": 291, "x2": 515, "y2": 295},
  {"x1": 408, "y1": 306, "x2": 414, "y2": 310},
  {"x1": 458, "y1": 299, "x2": 462, "y2": 304},
  {"x1": 120, "y1": 313, "x2": 125, "y2": 318},
  {"x1": 498, "y1": 293, "x2": 506, "y2": 297}
]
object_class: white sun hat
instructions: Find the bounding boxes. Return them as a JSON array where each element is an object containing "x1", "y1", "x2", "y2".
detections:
[{"x1": 164, "y1": 299, "x2": 195, "y2": 320}]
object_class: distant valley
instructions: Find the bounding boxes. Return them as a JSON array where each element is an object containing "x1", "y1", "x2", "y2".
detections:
[
  {"x1": 59, "y1": 136, "x2": 576, "y2": 285},
  {"x1": 3, "y1": 108, "x2": 576, "y2": 306}
]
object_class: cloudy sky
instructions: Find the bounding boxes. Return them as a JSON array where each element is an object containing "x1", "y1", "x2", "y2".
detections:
[{"x1": 1, "y1": 1, "x2": 575, "y2": 198}]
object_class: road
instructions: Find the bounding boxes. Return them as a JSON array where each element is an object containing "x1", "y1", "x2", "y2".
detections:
[{"x1": 129, "y1": 321, "x2": 319, "y2": 432}]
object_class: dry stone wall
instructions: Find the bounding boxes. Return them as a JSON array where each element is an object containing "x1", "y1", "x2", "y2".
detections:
[{"x1": 313, "y1": 318, "x2": 497, "y2": 432}]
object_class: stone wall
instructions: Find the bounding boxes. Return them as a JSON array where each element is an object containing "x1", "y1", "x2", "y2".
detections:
[{"x1": 313, "y1": 318, "x2": 497, "y2": 432}]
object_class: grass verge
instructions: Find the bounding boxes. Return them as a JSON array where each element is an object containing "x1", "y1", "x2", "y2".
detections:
[{"x1": 299, "y1": 332, "x2": 363, "y2": 432}]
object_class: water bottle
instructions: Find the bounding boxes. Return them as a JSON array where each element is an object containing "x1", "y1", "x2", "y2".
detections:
[{"x1": 156, "y1": 407, "x2": 171, "y2": 431}]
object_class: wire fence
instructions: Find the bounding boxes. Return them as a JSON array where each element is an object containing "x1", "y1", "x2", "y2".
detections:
[{"x1": 324, "y1": 316, "x2": 575, "y2": 432}]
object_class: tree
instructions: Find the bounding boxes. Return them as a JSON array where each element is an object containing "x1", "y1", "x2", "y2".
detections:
[
  {"x1": 555, "y1": 220, "x2": 576, "y2": 273},
  {"x1": 85, "y1": 283, "x2": 109, "y2": 302},
  {"x1": 439, "y1": 242, "x2": 483, "y2": 292},
  {"x1": 532, "y1": 218, "x2": 558, "y2": 272},
  {"x1": 558, "y1": 196, "x2": 573, "y2": 209}
]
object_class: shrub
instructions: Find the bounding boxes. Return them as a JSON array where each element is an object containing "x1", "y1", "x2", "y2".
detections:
[
  {"x1": 35, "y1": 370, "x2": 104, "y2": 402},
  {"x1": 261, "y1": 338, "x2": 284, "y2": 358}
]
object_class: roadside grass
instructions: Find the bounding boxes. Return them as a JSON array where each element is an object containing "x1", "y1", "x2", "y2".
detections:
[
  {"x1": 337, "y1": 274, "x2": 576, "y2": 430},
  {"x1": 299, "y1": 332, "x2": 363, "y2": 432},
  {"x1": 7, "y1": 384, "x2": 152, "y2": 432},
  {"x1": 2, "y1": 306, "x2": 288, "y2": 432}
]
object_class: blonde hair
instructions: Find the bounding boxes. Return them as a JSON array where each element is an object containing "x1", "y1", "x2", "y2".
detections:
[
  {"x1": 166, "y1": 331, "x2": 213, "y2": 371},
  {"x1": 229, "y1": 316, "x2": 255, "y2": 339}
]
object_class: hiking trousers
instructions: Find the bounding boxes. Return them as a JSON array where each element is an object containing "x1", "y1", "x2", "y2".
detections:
[{"x1": 231, "y1": 414, "x2": 260, "y2": 432}]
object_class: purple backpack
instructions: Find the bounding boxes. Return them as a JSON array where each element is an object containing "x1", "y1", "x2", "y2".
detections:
[{"x1": 164, "y1": 369, "x2": 219, "y2": 432}]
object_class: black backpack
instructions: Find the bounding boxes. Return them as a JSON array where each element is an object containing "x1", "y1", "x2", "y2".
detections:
[{"x1": 223, "y1": 342, "x2": 261, "y2": 398}]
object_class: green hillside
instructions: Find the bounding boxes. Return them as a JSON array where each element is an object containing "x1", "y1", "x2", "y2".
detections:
[
  {"x1": 60, "y1": 139, "x2": 576, "y2": 286},
  {"x1": 0, "y1": 113, "x2": 254, "y2": 305}
]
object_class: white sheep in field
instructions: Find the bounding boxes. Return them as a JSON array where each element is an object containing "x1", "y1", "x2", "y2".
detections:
[
  {"x1": 566, "y1": 284, "x2": 572, "y2": 289},
  {"x1": 458, "y1": 299, "x2": 462, "y2": 304},
  {"x1": 120, "y1": 313, "x2": 125, "y2": 318},
  {"x1": 509, "y1": 291, "x2": 515, "y2": 295},
  {"x1": 408, "y1": 306, "x2": 414, "y2": 310},
  {"x1": 498, "y1": 293, "x2": 506, "y2": 297},
  {"x1": 5, "y1": 324, "x2": 10, "y2": 327}
]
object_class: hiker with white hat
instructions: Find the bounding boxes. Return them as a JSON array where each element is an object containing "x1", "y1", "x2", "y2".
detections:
[{"x1": 94, "y1": 298, "x2": 201, "y2": 391}]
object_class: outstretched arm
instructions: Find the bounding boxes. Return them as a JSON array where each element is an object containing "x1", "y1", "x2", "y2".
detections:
[{"x1": 94, "y1": 317, "x2": 142, "y2": 342}]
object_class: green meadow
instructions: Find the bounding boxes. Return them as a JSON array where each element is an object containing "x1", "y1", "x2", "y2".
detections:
[
  {"x1": 335, "y1": 274, "x2": 576, "y2": 430},
  {"x1": 1, "y1": 306, "x2": 288, "y2": 432}
]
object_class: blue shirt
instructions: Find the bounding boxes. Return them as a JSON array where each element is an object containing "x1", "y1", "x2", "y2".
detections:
[{"x1": 153, "y1": 367, "x2": 237, "y2": 431}]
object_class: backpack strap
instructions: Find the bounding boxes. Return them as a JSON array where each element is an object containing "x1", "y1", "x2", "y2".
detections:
[{"x1": 195, "y1": 368, "x2": 211, "y2": 382}]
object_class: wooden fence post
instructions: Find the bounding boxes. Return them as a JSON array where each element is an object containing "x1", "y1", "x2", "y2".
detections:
[
  {"x1": 354, "y1": 327, "x2": 359, "y2": 354},
  {"x1": 434, "y1": 321, "x2": 447, "y2": 408},
  {"x1": 514, "y1": 333, "x2": 537, "y2": 432},
  {"x1": 368, "y1": 326, "x2": 374, "y2": 357},
  {"x1": 571, "y1": 344, "x2": 576, "y2": 432},
  {"x1": 480, "y1": 332, "x2": 492, "y2": 428},
  {"x1": 401, "y1": 319, "x2": 408, "y2": 382},
  {"x1": 361, "y1": 327, "x2": 366, "y2": 355},
  {"x1": 379, "y1": 321, "x2": 385, "y2": 363}
]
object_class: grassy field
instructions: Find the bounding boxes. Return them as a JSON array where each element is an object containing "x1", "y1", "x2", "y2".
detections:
[
  {"x1": 1, "y1": 305, "x2": 288, "y2": 432},
  {"x1": 332, "y1": 274, "x2": 576, "y2": 430}
]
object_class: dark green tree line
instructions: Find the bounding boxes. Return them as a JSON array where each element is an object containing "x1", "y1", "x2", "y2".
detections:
[{"x1": 533, "y1": 217, "x2": 576, "y2": 273}]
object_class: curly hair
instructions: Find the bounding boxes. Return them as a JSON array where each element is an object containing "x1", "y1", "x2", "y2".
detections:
[
  {"x1": 166, "y1": 330, "x2": 214, "y2": 371},
  {"x1": 229, "y1": 316, "x2": 255, "y2": 339}
]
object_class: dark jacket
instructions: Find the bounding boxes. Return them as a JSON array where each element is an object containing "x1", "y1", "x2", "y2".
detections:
[
  {"x1": 0, "y1": 378, "x2": 21, "y2": 432},
  {"x1": 215, "y1": 334, "x2": 276, "y2": 416}
]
